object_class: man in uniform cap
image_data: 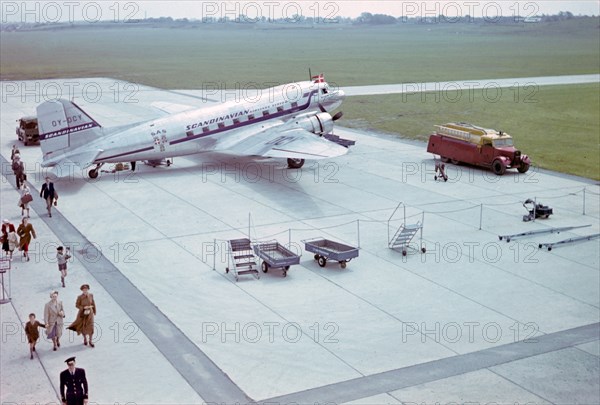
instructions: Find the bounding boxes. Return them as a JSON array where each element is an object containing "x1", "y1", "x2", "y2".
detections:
[{"x1": 59, "y1": 356, "x2": 89, "y2": 405}]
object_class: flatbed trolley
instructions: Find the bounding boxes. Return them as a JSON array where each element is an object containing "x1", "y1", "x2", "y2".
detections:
[
  {"x1": 303, "y1": 238, "x2": 359, "y2": 268},
  {"x1": 499, "y1": 225, "x2": 591, "y2": 243},
  {"x1": 253, "y1": 242, "x2": 300, "y2": 277},
  {"x1": 225, "y1": 238, "x2": 259, "y2": 281}
]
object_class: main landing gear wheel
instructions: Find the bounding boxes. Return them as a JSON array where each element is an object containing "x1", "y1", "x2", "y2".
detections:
[
  {"x1": 287, "y1": 158, "x2": 305, "y2": 169},
  {"x1": 88, "y1": 163, "x2": 104, "y2": 179}
]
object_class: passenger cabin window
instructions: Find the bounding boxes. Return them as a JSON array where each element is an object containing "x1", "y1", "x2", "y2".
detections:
[
  {"x1": 218, "y1": 123, "x2": 225, "y2": 129},
  {"x1": 291, "y1": 102, "x2": 298, "y2": 108},
  {"x1": 262, "y1": 111, "x2": 270, "y2": 117},
  {"x1": 186, "y1": 130, "x2": 194, "y2": 137},
  {"x1": 277, "y1": 106, "x2": 284, "y2": 112},
  {"x1": 248, "y1": 114, "x2": 255, "y2": 120},
  {"x1": 202, "y1": 127, "x2": 210, "y2": 133},
  {"x1": 233, "y1": 118, "x2": 240, "y2": 125}
]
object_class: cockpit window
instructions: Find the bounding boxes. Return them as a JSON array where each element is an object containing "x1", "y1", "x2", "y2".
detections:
[{"x1": 321, "y1": 88, "x2": 329, "y2": 94}]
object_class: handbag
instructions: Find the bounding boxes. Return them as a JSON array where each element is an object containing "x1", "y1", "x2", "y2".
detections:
[
  {"x1": 83, "y1": 309, "x2": 91, "y2": 316},
  {"x1": 21, "y1": 193, "x2": 33, "y2": 204}
]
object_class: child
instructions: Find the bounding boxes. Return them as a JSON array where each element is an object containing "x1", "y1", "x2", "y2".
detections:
[
  {"x1": 24, "y1": 313, "x2": 45, "y2": 359},
  {"x1": 56, "y1": 246, "x2": 71, "y2": 288}
]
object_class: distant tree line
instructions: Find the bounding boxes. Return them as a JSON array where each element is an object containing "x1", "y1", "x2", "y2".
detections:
[{"x1": 1, "y1": 10, "x2": 595, "y2": 31}]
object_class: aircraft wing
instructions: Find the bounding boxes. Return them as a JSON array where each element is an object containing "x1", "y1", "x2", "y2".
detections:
[
  {"x1": 227, "y1": 127, "x2": 349, "y2": 160},
  {"x1": 151, "y1": 101, "x2": 197, "y2": 115}
]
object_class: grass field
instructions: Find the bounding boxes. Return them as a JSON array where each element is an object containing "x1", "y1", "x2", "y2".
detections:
[
  {"x1": 1, "y1": 19, "x2": 599, "y2": 87},
  {"x1": 1, "y1": 20, "x2": 599, "y2": 179}
]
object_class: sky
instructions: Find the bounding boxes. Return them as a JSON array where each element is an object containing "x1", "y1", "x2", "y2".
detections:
[{"x1": 1, "y1": 1, "x2": 598, "y2": 23}]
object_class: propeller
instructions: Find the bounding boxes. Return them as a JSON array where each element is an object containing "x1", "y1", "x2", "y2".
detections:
[{"x1": 318, "y1": 103, "x2": 343, "y2": 121}]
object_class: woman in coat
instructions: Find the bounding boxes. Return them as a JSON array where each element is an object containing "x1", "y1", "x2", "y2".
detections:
[
  {"x1": 67, "y1": 284, "x2": 96, "y2": 347},
  {"x1": 17, "y1": 217, "x2": 36, "y2": 261},
  {"x1": 44, "y1": 290, "x2": 65, "y2": 351}
]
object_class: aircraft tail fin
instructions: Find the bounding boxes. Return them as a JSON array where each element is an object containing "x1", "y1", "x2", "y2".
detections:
[{"x1": 37, "y1": 99, "x2": 103, "y2": 164}]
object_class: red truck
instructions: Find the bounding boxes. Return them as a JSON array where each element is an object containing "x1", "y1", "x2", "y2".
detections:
[{"x1": 426, "y1": 122, "x2": 531, "y2": 175}]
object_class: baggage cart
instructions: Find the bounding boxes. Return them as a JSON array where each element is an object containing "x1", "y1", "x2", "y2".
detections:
[
  {"x1": 253, "y1": 242, "x2": 300, "y2": 277},
  {"x1": 303, "y1": 237, "x2": 359, "y2": 268}
]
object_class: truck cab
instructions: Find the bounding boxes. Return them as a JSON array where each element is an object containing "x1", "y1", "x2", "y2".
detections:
[
  {"x1": 16, "y1": 116, "x2": 39, "y2": 146},
  {"x1": 427, "y1": 122, "x2": 530, "y2": 175}
]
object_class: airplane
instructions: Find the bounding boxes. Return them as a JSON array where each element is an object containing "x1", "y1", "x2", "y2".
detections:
[{"x1": 36, "y1": 74, "x2": 350, "y2": 179}]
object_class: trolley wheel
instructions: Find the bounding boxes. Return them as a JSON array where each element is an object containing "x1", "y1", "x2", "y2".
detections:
[
  {"x1": 499, "y1": 236, "x2": 503, "y2": 241},
  {"x1": 507, "y1": 238, "x2": 511, "y2": 243},
  {"x1": 262, "y1": 261, "x2": 269, "y2": 273},
  {"x1": 421, "y1": 247, "x2": 426, "y2": 253},
  {"x1": 235, "y1": 275, "x2": 239, "y2": 282},
  {"x1": 167, "y1": 159, "x2": 172, "y2": 167},
  {"x1": 318, "y1": 256, "x2": 327, "y2": 267},
  {"x1": 225, "y1": 267, "x2": 229, "y2": 273},
  {"x1": 284, "y1": 265, "x2": 290, "y2": 270},
  {"x1": 314, "y1": 254, "x2": 319, "y2": 260},
  {"x1": 402, "y1": 250, "x2": 407, "y2": 256},
  {"x1": 283, "y1": 270, "x2": 287, "y2": 277},
  {"x1": 547, "y1": 247, "x2": 552, "y2": 251},
  {"x1": 340, "y1": 261, "x2": 347, "y2": 269}
]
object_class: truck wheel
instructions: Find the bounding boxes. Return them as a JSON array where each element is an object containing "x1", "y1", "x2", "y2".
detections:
[
  {"x1": 492, "y1": 159, "x2": 506, "y2": 175},
  {"x1": 517, "y1": 163, "x2": 530, "y2": 173}
]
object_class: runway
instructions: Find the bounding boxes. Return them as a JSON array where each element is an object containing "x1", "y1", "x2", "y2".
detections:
[{"x1": 1, "y1": 78, "x2": 598, "y2": 404}]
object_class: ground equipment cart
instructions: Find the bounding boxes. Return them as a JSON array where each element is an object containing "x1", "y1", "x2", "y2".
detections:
[
  {"x1": 303, "y1": 238, "x2": 359, "y2": 268},
  {"x1": 253, "y1": 242, "x2": 300, "y2": 277}
]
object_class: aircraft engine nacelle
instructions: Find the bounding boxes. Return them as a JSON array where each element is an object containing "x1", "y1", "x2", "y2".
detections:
[{"x1": 296, "y1": 112, "x2": 334, "y2": 136}]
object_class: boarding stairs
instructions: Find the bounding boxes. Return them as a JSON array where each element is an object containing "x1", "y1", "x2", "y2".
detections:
[
  {"x1": 225, "y1": 238, "x2": 259, "y2": 281},
  {"x1": 388, "y1": 202, "x2": 426, "y2": 256}
]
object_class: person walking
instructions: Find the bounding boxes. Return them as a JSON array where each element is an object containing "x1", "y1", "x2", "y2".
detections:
[
  {"x1": 60, "y1": 356, "x2": 89, "y2": 405},
  {"x1": 44, "y1": 290, "x2": 65, "y2": 351},
  {"x1": 13, "y1": 155, "x2": 26, "y2": 189},
  {"x1": 1, "y1": 219, "x2": 17, "y2": 260},
  {"x1": 67, "y1": 284, "x2": 96, "y2": 347},
  {"x1": 24, "y1": 313, "x2": 45, "y2": 360},
  {"x1": 19, "y1": 183, "x2": 32, "y2": 218},
  {"x1": 56, "y1": 246, "x2": 71, "y2": 288},
  {"x1": 17, "y1": 217, "x2": 36, "y2": 261},
  {"x1": 40, "y1": 177, "x2": 56, "y2": 217},
  {"x1": 10, "y1": 144, "x2": 20, "y2": 161}
]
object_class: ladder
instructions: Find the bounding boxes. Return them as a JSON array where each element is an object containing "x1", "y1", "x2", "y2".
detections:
[
  {"x1": 225, "y1": 238, "x2": 259, "y2": 281},
  {"x1": 388, "y1": 203, "x2": 426, "y2": 256}
]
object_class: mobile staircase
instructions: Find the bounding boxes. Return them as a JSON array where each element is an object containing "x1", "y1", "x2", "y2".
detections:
[
  {"x1": 225, "y1": 238, "x2": 259, "y2": 281},
  {"x1": 388, "y1": 202, "x2": 426, "y2": 256}
]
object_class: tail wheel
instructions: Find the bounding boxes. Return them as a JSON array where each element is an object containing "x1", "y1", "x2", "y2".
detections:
[
  {"x1": 287, "y1": 158, "x2": 305, "y2": 169},
  {"x1": 492, "y1": 159, "x2": 506, "y2": 175}
]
